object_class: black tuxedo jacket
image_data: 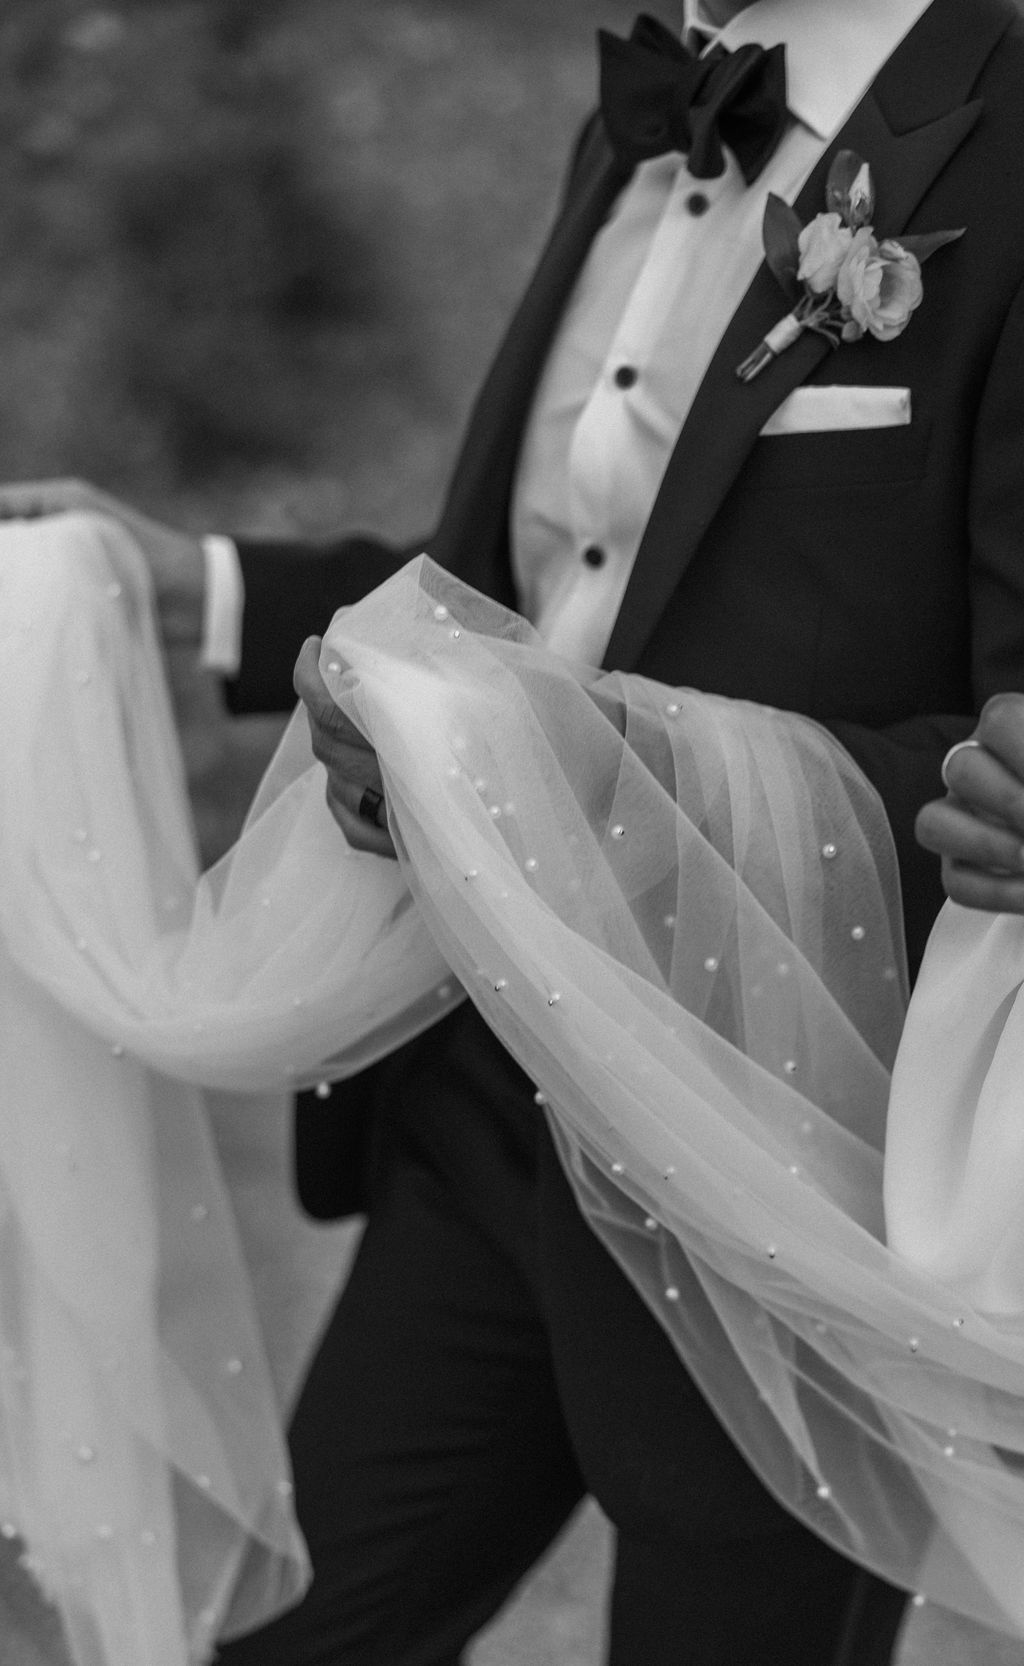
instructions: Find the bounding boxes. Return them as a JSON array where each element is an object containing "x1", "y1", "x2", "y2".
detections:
[{"x1": 229, "y1": 0, "x2": 1024, "y2": 1217}]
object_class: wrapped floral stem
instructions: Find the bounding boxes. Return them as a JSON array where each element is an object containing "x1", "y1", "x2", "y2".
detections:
[{"x1": 736, "y1": 300, "x2": 831, "y2": 382}]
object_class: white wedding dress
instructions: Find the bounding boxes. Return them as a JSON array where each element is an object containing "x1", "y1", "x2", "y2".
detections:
[{"x1": 3, "y1": 513, "x2": 1024, "y2": 1665}]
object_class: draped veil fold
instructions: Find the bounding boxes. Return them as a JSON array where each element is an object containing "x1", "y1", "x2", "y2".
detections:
[{"x1": 2, "y1": 514, "x2": 1024, "y2": 1663}]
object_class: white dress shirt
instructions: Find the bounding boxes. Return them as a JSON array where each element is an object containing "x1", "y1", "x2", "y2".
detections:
[
  {"x1": 510, "y1": 0, "x2": 933, "y2": 665},
  {"x1": 203, "y1": 0, "x2": 933, "y2": 675}
]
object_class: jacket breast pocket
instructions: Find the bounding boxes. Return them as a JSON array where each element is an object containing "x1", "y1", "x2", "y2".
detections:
[{"x1": 743, "y1": 385, "x2": 930, "y2": 490}]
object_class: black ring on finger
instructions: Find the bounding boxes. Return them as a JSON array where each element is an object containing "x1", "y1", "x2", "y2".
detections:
[{"x1": 357, "y1": 786, "x2": 386, "y2": 827}]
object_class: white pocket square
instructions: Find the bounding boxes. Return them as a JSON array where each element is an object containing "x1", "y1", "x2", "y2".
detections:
[{"x1": 760, "y1": 385, "x2": 911, "y2": 436}]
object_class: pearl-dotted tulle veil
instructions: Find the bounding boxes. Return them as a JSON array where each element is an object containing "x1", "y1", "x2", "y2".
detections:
[{"x1": 3, "y1": 514, "x2": 1024, "y2": 1664}]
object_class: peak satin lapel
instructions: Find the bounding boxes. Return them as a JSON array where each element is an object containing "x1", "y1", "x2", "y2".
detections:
[
  {"x1": 433, "y1": 124, "x2": 628, "y2": 604},
  {"x1": 603, "y1": 75, "x2": 989, "y2": 670}
]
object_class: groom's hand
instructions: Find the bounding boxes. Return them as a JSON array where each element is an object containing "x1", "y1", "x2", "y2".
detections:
[
  {"x1": 0, "y1": 477, "x2": 205, "y2": 648},
  {"x1": 915, "y1": 694, "x2": 1024, "y2": 912},
  {"x1": 294, "y1": 636, "x2": 396, "y2": 858}
]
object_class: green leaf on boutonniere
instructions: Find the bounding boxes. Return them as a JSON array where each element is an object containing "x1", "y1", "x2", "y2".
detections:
[
  {"x1": 894, "y1": 228, "x2": 965, "y2": 263},
  {"x1": 762, "y1": 194, "x2": 802, "y2": 300}
]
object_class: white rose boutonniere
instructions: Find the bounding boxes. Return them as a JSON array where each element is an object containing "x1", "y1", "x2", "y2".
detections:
[
  {"x1": 737, "y1": 151, "x2": 963, "y2": 381},
  {"x1": 797, "y1": 212, "x2": 853, "y2": 294},
  {"x1": 836, "y1": 231, "x2": 924, "y2": 342}
]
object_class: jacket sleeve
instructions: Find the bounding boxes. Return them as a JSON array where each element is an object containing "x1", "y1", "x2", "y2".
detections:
[
  {"x1": 824, "y1": 276, "x2": 1024, "y2": 976},
  {"x1": 226, "y1": 533, "x2": 415, "y2": 714}
]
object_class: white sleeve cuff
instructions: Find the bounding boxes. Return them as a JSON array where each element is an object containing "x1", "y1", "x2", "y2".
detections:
[{"x1": 199, "y1": 534, "x2": 245, "y2": 676}]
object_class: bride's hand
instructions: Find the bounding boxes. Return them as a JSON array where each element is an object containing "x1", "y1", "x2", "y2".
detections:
[
  {"x1": 294, "y1": 636, "x2": 396, "y2": 859},
  {"x1": 0, "y1": 477, "x2": 205, "y2": 648},
  {"x1": 915, "y1": 693, "x2": 1024, "y2": 911}
]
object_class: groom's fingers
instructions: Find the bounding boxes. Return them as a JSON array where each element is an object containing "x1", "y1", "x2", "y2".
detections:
[
  {"x1": 322, "y1": 781, "x2": 396, "y2": 859},
  {"x1": 937, "y1": 857, "x2": 1024, "y2": 914},
  {"x1": 294, "y1": 637, "x2": 396, "y2": 858},
  {"x1": 939, "y1": 740, "x2": 1024, "y2": 838},
  {"x1": 975, "y1": 692, "x2": 1024, "y2": 801},
  {"x1": 915, "y1": 694, "x2": 1024, "y2": 911},
  {"x1": 916, "y1": 794, "x2": 1024, "y2": 911},
  {"x1": 293, "y1": 637, "x2": 368, "y2": 746},
  {"x1": 916, "y1": 796, "x2": 1024, "y2": 875}
]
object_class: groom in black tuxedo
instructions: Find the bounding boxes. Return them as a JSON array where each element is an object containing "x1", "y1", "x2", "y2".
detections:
[{"x1": 11, "y1": 0, "x2": 1024, "y2": 1661}]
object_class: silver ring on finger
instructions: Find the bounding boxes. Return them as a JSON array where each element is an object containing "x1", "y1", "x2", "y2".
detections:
[{"x1": 940, "y1": 737, "x2": 983, "y2": 792}]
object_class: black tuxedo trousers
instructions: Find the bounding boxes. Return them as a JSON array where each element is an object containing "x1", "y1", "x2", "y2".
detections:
[
  {"x1": 217, "y1": 1004, "x2": 906, "y2": 1666},
  {"x1": 216, "y1": 0, "x2": 1024, "y2": 1657}
]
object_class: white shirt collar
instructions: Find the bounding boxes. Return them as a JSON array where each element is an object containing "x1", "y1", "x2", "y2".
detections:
[{"x1": 682, "y1": 0, "x2": 934, "y2": 140}]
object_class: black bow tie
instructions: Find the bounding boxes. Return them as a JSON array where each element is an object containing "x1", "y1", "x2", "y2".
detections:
[{"x1": 598, "y1": 14, "x2": 788, "y2": 184}]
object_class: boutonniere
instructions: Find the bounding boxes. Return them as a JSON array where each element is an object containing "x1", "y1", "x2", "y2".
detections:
[{"x1": 736, "y1": 150, "x2": 964, "y2": 382}]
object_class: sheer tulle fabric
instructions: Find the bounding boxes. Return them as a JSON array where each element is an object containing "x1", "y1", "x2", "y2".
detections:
[
  {"x1": 3, "y1": 516, "x2": 1024, "y2": 1662},
  {"x1": 0, "y1": 517, "x2": 347, "y2": 1666}
]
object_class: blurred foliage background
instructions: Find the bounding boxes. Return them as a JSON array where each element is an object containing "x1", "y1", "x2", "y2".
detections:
[{"x1": 0, "y1": 0, "x2": 639, "y2": 542}]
